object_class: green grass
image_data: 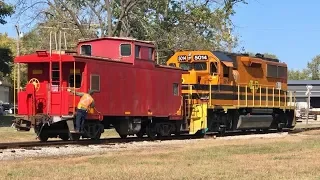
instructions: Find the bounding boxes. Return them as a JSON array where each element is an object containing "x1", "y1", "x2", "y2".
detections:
[{"x1": 1, "y1": 132, "x2": 320, "y2": 179}]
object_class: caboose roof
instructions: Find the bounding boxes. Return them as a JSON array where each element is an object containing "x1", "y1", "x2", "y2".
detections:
[
  {"x1": 78, "y1": 36, "x2": 155, "y2": 46},
  {"x1": 14, "y1": 50, "x2": 75, "y2": 63}
]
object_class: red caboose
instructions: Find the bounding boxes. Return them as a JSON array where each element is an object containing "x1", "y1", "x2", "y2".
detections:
[{"x1": 13, "y1": 37, "x2": 185, "y2": 141}]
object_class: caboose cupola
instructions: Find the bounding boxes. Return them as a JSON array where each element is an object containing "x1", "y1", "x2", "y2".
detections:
[{"x1": 77, "y1": 37, "x2": 155, "y2": 63}]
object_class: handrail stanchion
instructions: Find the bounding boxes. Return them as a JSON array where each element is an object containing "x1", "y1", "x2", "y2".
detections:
[
  {"x1": 238, "y1": 85, "x2": 240, "y2": 107},
  {"x1": 253, "y1": 86, "x2": 255, "y2": 106},
  {"x1": 259, "y1": 86, "x2": 262, "y2": 107},
  {"x1": 266, "y1": 87, "x2": 268, "y2": 107},
  {"x1": 284, "y1": 91, "x2": 287, "y2": 109},
  {"x1": 209, "y1": 81, "x2": 212, "y2": 107},
  {"x1": 273, "y1": 87, "x2": 275, "y2": 107},
  {"x1": 245, "y1": 85, "x2": 248, "y2": 107},
  {"x1": 278, "y1": 89, "x2": 280, "y2": 107}
]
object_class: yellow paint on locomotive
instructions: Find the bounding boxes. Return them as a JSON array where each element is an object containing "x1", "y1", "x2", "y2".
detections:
[{"x1": 167, "y1": 50, "x2": 296, "y2": 135}]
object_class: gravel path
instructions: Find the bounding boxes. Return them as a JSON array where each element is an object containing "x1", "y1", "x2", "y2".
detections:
[{"x1": 0, "y1": 132, "x2": 290, "y2": 161}]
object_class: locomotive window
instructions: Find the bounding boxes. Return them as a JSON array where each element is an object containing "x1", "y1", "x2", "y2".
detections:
[
  {"x1": 90, "y1": 74, "x2": 100, "y2": 91},
  {"x1": 169, "y1": 63, "x2": 176, "y2": 67},
  {"x1": 173, "y1": 83, "x2": 179, "y2": 96},
  {"x1": 267, "y1": 64, "x2": 278, "y2": 78},
  {"x1": 180, "y1": 63, "x2": 191, "y2": 70},
  {"x1": 69, "y1": 74, "x2": 81, "y2": 88},
  {"x1": 135, "y1": 45, "x2": 140, "y2": 58},
  {"x1": 148, "y1": 47, "x2": 154, "y2": 60},
  {"x1": 223, "y1": 64, "x2": 229, "y2": 78},
  {"x1": 277, "y1": 66, "x2": 287, "y2": 78},
  {"x1": 120, "y1": 44, "x2": 131, "y2": 56},
  {"x1": 193, "y1": 62, "x2": 207, "y2": 71},
  {"x1": 210, "y1": 62, "x2": 217, "y2": 74},
  {"x1": 81, "y1": 45, "x2": 91, "y2": 56}
]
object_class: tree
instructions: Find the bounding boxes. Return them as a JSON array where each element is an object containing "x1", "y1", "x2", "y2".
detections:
[
  {"x1": 0, "y1": 1, "x2": 14, "y2": 24},
  {"x1": 288, "y1": 69, "x2": 309, "y2": 80},
  {"x1": 0, "y1": 33, "x2": 15, "y2": 80},
  {"x1": 13, "y1": 0, "x2": 247, "y2": 64},
  {"x1": 307, "y1": 55, "x2": 320, "y2": 80}
]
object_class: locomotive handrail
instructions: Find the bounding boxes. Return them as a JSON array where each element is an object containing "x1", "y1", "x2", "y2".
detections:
[{"x1": 235, "y1": 83, "x2": 295, "y2": 109}]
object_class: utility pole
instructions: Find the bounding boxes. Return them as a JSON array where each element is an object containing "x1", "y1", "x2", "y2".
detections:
[
  {"x1": 305, "y1": 85, "x2": 312, "y2": 128},
  {"x1": 15, "y1": 25, "x2": 20, "y2": 92}
]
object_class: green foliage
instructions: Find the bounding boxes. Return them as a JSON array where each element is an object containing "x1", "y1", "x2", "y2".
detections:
[
  {"x1": 0, "y1": 33, "x2": 14, "y2": 78},
  {"x1": 288, "y1": 69, "x2": 310, "y2": 80},
  {"x1": 307, "y1": 55, "x2": 320, "y2": 80},
  {"x1": 0, "y1": 1, "x2": 14, "y2": 24}
]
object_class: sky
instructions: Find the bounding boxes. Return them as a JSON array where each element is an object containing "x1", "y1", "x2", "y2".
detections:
[
  {"x1": 231, "y1": 0, "x2": 320, "y2": 70},
  {"x1": 1, "y1": 0, "x2": 319, "y2": 70}
]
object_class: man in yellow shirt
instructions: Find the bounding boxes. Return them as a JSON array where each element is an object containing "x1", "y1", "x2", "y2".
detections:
[{"x1": 67, "y1": 89, "x2": 95, "y2": 133}]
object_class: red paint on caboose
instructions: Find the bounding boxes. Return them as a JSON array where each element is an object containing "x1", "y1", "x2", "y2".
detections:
[{"x1": 14, "y1": 37, "x2": 186, "y2": 141}]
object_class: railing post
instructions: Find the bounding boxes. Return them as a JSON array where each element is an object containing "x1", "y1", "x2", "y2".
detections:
[
  {"x1": 278, "y1": 89, "x2": 280, "y2": 107},
  {"x1": 253, "y1": 86, "x2": 255, "y2": 106},
  {"x1": 260, "y1": 86, "x2": 262, "y2": 107},
  {"x1": 284, "y1": 91, "x2": 287, "y2": 109},
  {"x1": 245, "y1": 85, "x2": 248, "y2": 107},
  {"x1": 266, "y1": 87, "x2": 268, "y2": 107},
  {"x1": 238, "y1": 85, "x2": 240, "y2": 107},
  {"x1": 209, "y1": 82, "x2": 212, "y2": 106},
  {"x1": 273, "y1": 87, "x2": 275, "y2": 107}
]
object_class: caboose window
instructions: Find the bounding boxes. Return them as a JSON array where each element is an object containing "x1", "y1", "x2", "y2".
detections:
[
  {"x1": 90, "y1": 74, "x2": 100, "y2": 91},
  {"x1": 173, "y1": 83, "x2": 179, "y2": 96},
  {"x1": 80, "y1": 45, "x2": 91, "y2": 56},
  {"x1": 69, "y1": 74, "x2": 81, "y2": 88},
  {"x1": 148, "y1": 47, "x2": 154, "y2": 60},
  {"x1": 135, "y1": 45, "x2": 141, "y2": 58},
  {"x1": 120, "y1": 44, "x2": 131, "y2": 56}
]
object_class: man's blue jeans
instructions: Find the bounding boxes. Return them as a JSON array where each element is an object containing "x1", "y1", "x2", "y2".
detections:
[{"x1": 75, "y1": 109, "x2": 87, "y2": 132}]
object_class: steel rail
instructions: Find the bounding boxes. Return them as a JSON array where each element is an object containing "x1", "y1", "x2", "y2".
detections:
[{"x1": 0, "y1": 127, "x2": 318, "y2": 150}]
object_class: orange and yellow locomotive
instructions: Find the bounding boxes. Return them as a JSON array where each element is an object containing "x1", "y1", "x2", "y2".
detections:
[{"x1": 167, "y1": 51, "x2": 296, "y2": 135}]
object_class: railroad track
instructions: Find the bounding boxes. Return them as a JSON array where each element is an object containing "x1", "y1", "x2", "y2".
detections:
[{"x1": 0, "y1": 126, "x2": 318, "y2": 150}]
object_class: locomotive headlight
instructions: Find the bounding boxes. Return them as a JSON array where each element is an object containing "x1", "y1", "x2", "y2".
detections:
[{"x1": 181, "y1": 78, "x2": 185, "y2": 83}]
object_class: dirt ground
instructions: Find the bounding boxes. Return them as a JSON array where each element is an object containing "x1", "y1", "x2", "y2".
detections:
[{"x1": 0, "y1": 128, "x2": 320, "y2": 180}]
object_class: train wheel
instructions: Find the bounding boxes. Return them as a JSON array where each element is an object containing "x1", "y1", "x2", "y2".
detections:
[
  {"x1": 136, "y1": 131, "x2": 144, "y2": 138},
  {"x1": 146, "y1": 123, "x2": 157, "y2": 140},
  {"x1": 120, "y1": 134, "x2": 127, "y2": 139},
  {"x1": 70, "y1": 133, "x2": 81, "y2": 141},
  {"x1": 38, "y1": 133, "x2": 49, "y2": 142},
  {"x1": 83, "y1": 122, "x2": 103, "y2": 140},
  {"x1": 59, "y1": 134, "x2": 69, "y2": 141}
]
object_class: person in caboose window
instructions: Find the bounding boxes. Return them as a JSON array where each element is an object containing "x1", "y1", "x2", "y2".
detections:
[{"x1": 67, "y1": 89, "x2": 95, "y2": 133}]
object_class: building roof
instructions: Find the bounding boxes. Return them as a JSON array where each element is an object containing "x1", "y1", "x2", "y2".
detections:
[{"x1": 288, "y1": 80, "x2": 320, "y2": 85}]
